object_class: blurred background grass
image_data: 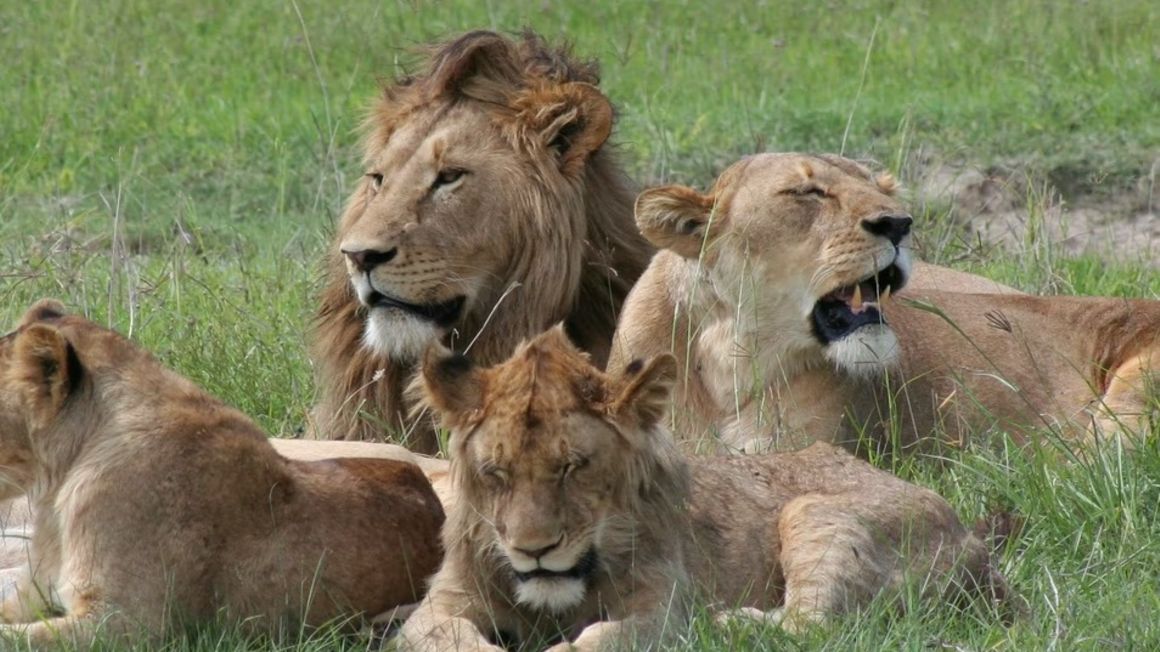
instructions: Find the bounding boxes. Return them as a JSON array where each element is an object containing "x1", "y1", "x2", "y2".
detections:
[{"x1": 1, "y1": 1, "x2": 1158, "y2": 649}]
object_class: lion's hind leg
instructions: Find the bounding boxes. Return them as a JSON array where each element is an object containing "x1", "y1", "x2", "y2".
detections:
[
  {"x1": 777, "y1": 490, "x2": 1013, "y2": 633},
  {"x1": 775, "y1": 493, "x2": 901, "y2": 633},
  {"x1": 0, "y1": 606, "x2": 138, "y2": 648}
]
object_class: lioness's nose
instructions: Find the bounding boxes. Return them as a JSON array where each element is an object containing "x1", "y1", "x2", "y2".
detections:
[
  {"x1": 861, "y1": 213, "x2": 913, "y2": 246},
  {"x1": 342, "y1": 247, "x2": 398, "y2": 273}
]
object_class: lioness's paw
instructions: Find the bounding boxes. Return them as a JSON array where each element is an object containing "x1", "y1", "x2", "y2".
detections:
[{"x1": 713, "y1": 606, "x2": 785, "y2": 628}]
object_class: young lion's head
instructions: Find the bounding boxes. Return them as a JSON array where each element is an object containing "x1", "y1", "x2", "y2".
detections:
[
  {"x1": 419, "y1": 326, "x2": 688, "y2": 614},
  {"x1": 636, "y1": 153, "x2": 912, "y2": 377}
]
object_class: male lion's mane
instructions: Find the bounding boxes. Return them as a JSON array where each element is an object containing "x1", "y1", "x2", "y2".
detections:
[{"x1": 312, "y1": 31, "x2": 652, "y2": 448}]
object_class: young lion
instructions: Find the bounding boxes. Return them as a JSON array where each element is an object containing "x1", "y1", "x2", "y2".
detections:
[
  {"x1": 0, "y1": 301, "x2": 444, "y2": 646},
  {"x1": 398, "y1": 327, "x2": 1009, "y2": 651},
  {"x1": 609, "y1": 152, "x2": 1160, "y2": 454}
]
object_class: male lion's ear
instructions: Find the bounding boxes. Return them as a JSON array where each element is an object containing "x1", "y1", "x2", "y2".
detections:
[
  {"x1": 610, "y1": 354, "x2": 677, "y2": 431},
  {"x1": 17, "y1": 299, "x2": 67, "y2": 329},
  {"x1": 420, "y1": 343, "x2": 485, "y2": 422},
  {"x1": 428, "y1": 30, "x2": 521, "y2": 98},
  {"x1": 512, "y1": 82, "x2": 613, "y2": 176},
  {"x1": 635, "y1": 186, "x2": 719, "y2": 259},
  {"x1": 9, "y1": 323, "x2": 77, "y2": 430}
]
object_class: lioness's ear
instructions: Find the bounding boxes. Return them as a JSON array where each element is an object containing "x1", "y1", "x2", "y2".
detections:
[
  {"x1": 420, "y1": 344, "x2": 484, "y2": 423},
  {"x1": 17, "y1": 299, "x2": 67, "y2": 329},
  {"x1": 610, "y1": 354, "x2": 677, "y2": 430},
  {"x1": 635, "y1": 185, "x2": 719, "y2": 259},
  {"x1": 512, "y1": 82, "x2": 613, "y2": 176},
  {"x1": 9, "y1": 324, "x2": 77, "y2": 430}
]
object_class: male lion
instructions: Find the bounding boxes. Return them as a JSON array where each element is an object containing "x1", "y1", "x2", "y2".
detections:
[
  {"x1": 397, "y1": 327, "x2": 1010, "y2": 651},
  {"x1": 609, "y1": 152, "x2": 1159, "y2": 453},
  {"x1": 311, "y1": 30, "x2": 653, "y2": 451},
  {"x1": 0, "y1": 301, "x2": 444, "y2": 646}
]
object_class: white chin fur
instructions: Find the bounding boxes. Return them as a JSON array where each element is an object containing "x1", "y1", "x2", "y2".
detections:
[
  {"x1": 824, "y1": 324, "x2": 900, "y2": 378},
  {"x1": 513, "y1": 577, "x2": 587, "y2": 613},
  {"x1": 362, "y1": 310, "x2": 439, "y2": 361},
  {"x1": 895, "y1": 246, "x2": 913, "y2": 285}
]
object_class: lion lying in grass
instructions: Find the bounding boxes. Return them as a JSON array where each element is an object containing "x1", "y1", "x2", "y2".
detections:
[
  {"x1": 0, "y1": 301, "x2": 444, "y2": 646},
  {"x1": 397, "y1": 327, "x2": 1010, "y2": 651},
  {"x1": 609, "y1": 152, "x2": 1159, "y2": 454}
]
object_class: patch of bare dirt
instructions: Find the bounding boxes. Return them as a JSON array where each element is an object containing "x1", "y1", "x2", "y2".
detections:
[{"x1": 907, "y1": 156, "x2": 1159, "y2": 265}]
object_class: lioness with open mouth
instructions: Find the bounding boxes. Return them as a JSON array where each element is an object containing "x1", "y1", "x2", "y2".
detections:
[
  {"x1": 609, "y1": 152, "x2": 1160, "y2": 454},
  {"x1": 0, "y1": 301, "x2": 444, "y2": 646},
  {"x1": 397, "y1": 327, "x2": 1010, "y2": 651}
]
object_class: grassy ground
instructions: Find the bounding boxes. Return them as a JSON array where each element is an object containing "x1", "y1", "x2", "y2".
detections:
[{"x1": 1, "y1": 0, "x2": 1158, "y2": 649}]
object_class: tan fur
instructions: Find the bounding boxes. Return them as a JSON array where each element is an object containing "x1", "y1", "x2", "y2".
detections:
[
  {"x1": 609, "y1": 152, "x2": 1158, "y2": 454},
  {"x1": 311, "y1": 30, "x2": 652, "y2": 452},
  {"x1": 0, "y1": 301, "x2": 444, "y2": 646},
  {"x1": 398, "y1": 329, "x2": 1009, "y2": 651},
  {"x1": 267, "y1": 439, "x2": 453, "y2": 509}
]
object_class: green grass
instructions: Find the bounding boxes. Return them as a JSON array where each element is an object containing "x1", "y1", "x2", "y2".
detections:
[{"x1": 1, "y1": 0, "x2": 1159, "y2": 649}]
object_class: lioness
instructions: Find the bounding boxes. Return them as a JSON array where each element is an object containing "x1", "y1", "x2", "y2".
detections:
[
  {"x1": 397, "y1": 327, "x2": 1010, "y2": 651},
  {"x1": 0, "y1": 301, "x2": 444, "y2": 646},
  {"x1": 609, "y1": 152, "x2": 1159, "y2": 453},
  {"x1": 312, "y1": 30, "x2": 653, "y2": 451}
]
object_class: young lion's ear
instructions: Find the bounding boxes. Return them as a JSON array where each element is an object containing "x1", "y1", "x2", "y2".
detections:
[
  {"x1": 635, "y1": 185, "x2": 720, "y2": 259},
  {"x1": 512, "y1": 82, "x2": 614, "y2": 176},
  {"x1": 420, "y1": 343, "x2": 485, "y2": 424},
  {"x1": 9, "y1": 323, "x2": 77, "y2": 430},
  {"x1": 610, "y1": 354, "x2": 677, "y2": 431},
  {"x1": 17, "y1": 299, "x2": 67, "y2": 329}
]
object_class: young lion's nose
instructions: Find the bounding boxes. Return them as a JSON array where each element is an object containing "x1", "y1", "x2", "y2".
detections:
[
  {"x1": 342, "y1": 247, "x2": 398, "y2": 273},
  {"x1": 861, "y1": 213, "x2": 913, "y2": 246},
  {"x1": 514, "y1": 536, "x2": 563, "y2": 560}
]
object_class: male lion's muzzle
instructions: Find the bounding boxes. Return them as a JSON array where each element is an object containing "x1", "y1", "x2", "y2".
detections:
[{"x1": 365, "y1": 290, "x2": 465, "y2": 328}]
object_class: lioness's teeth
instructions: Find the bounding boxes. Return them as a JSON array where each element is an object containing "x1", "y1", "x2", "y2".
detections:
[
  {"x1": 851, "y1": 284, "x2": 863, "y2": 311},
  {"x1": 881, "y1": 286, "x2": 892, "y2": 302}
]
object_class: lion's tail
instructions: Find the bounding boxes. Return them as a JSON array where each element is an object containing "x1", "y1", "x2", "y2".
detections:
[
  {"x1": 971, "y1": 509, "x2": 1028, "y2": 623},
  {"x1": 972, "y1": 509, "x2": 1024, "y2": 553}
]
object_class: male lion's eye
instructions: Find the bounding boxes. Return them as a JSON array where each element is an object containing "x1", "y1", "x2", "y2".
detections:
[
  {"x1": 432, "y1": 168, "x2": 467, "y2": 189},
  {"x1": 483, "y1": 467, "x2": 509, "y2": 485},
  {"x1": 562, "y1": 457, "x2": 589, "y2": 480},
  {"x1": 367, "y1": 173, "x2": 384, "y2": 192}
]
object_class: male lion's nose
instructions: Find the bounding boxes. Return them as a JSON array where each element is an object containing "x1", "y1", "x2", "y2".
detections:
[
  {"x1": 861, "y1": 213, "x2": 913, "y2": 246},
  {"x1": 342, "y1": 247, "x2": 398, "y2": 273}
]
